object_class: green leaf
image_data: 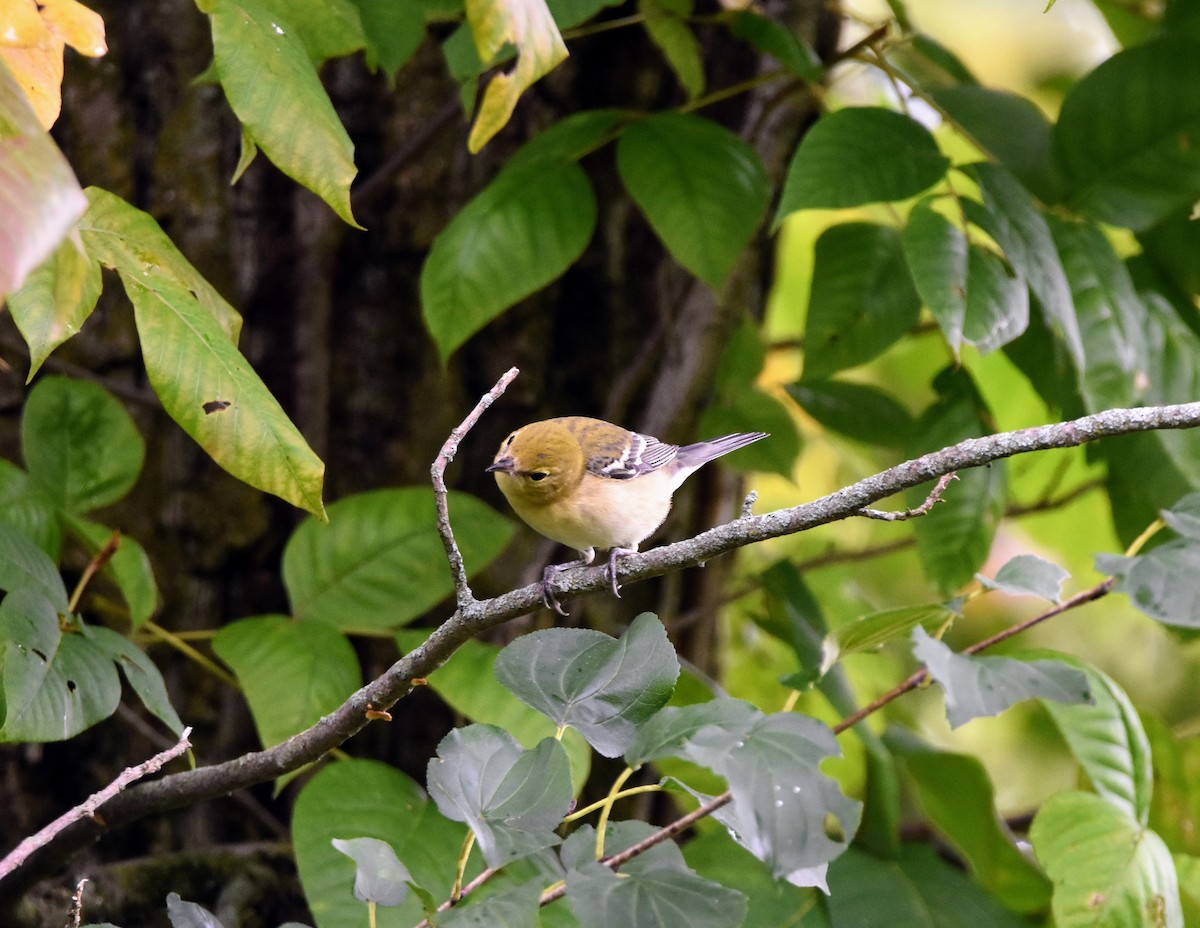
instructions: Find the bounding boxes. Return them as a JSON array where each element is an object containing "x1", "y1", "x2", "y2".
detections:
[
  {"x1": 439, "y1": 881, "x2": 542, "y2": 927},
  {"x1": 421, "y1": 158, "x2": 597, "y2": 361},
  {"x1": 1100, "y1": 296, "x2": 1200, "y2": 545},
  {"x1": 65, "y1": 517, "x2": 158, "y2": 629},
  {"x1": 821, "y1": 604, "x2": 958, "y2": 676},
  {"x1": 759, "y1": 560, "x2": 827, "y2": 691},
  {"x1": 901, "y1": 749, "x2": 1052, "y2": 913},
  {"x1": 641, "y1": 0, "x2": 703, "y2": 98},
  {"x1": 403, "y1": 636, "x2": 591, "y2": 791},
  {"x1": 1099, "y1": 540, "x2": 1200, "y2": 628},
  {"x1": 1053, "y1": 37, "x2": 1200, "y2": 231},
  {"x1": 78, "y1": 187, "x2": 242, "y2": 342},
  {"x1": 0, "y1": 57, "x2": 88, "y2": 298},
  {"x1": 493, "y1": 612, "x2": 680, "y2": 757},
  {"x1": 931, "y1": 86, "x2": 1059, "y2": 202},
  {"x1": 913, "y1": 627, "x2": 1091, "y2": 729},
  {"x1": 7, "y1": 235, "x2": 101, "y2": 378},
  {"x1": 906, "y1": 368, "x2": 1005, "y2": 594},
  {"x1": 256, "y1": 0, "x2": 365, "y2": 64},
  {"x1": 566, "y1": 860, "x2": 747, "y2": 928},
  {"x1": 350, "y1": 0, "x2": 425, "y2": 76},
  {"x1": 121, "y1": 273, "x2": 326, "y2": 517},
  {"x1": 826, "y1": 844, "x2": 1034, "y2": 928},
  {"x1": 293, "y1": 759, "x2": 466, "y2": 928},
  {"x1": 0, "y1": 591, "x2": 121, "y2": 743},
  {"x1": 776, "y1": 108, "x2": 949, "y2": 219},
  {"x1": 696, "y1": 386, "x2": 801, "y2": 479},
  {"x1": 683, "y1": 830, "x2": 820, "y2": 928},
  {"x1": 202, "y1": 0, "x2": 361, "y2": 226},
  {"x1": 0, "y1": 523, "x2": 69, "y2": 611},
  {"x1": 1144, "y1": 715, "x2": 1200, "y2": 857},
  {"x1": 427, "y1": 726, "x2": 573, "y2": 867},
  {"x1": 1040, "y1": 659, "x2": 1152, "y2": 824},
  {"x1": 22, "y1": 376, "x2": 144, "y2": 514},
  {"x1": 85, "y1": 625, "x2": 183, "y2": 734},
  {"x1": 683, "y1": 711, "x2": 861, "y2": 889},
  {"x1": 728, "y1": 12, "x2": 822, "y2": 81},
  {"x1": 506, "y1": 109, "x2": 627, "y2": 170},
  {"x1": 966, "y1": 162, "x2": 1082, "y2": 367},
  {"x1": 465, "y1": 0, "x2": 568, "y2": 152},
  {"x1": 1177, "y1": 854, "x2": 1200, "y2": 925},
  {"x1": 801, "y1": 223, "x2": 922, "y2": 381},
  {"x1": 962, "y1": 244, "x2": 1029, "y2": 354},
  {"x1": 902, "y1": 199, "x2": 967, "y2": 356},
  {"x1": 786, "y1": 379, "x2": 914, "y2": 449},
  {"x1": 624, "y1": 697, "x2": 760, "y2": 767},
  {"x1": 212, "y1": 615, "x2": 360, "y2": 748},
  {"x1": 561, "y1": 819, "x2": 687, "y2": 873},
  {"x1": 617, "y1": 112, "x2": 769, "y2": 288},
  {"x1": 0, "y1": 460, "x2": 63, "y2": 558},
  {"x1": 1031, "y1": 791, "x2": 1182, "y2": 928},
  {"x1": 283, "y1": 488, "x2": 512, "y2": 630},
  {"x1": 331, "y1": 837, "x2": 411, "y2": 907},
  {"x1": 1138, "y1": 208, "x2": 1200, "y2": 298},
  {"x1": 978, "y1": 553, "x2": 1068, "y2": 603},
  {"x1": 1162, "y1": 492, "x2": 1200, "y2": 541}
]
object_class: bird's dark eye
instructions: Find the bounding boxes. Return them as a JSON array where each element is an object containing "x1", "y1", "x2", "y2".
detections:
[
  {"x1": 504, "y1": 433, "x2": 516, "y2": 446},
  {"x1": 529, "y1": 472, "x2": 549, "y2": 482}
]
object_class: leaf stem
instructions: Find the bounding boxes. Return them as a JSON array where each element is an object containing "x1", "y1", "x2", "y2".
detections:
[
  {"x1": 563, "y1": 784, "x2": 661, "y2": 824},
  {"x1": 451, "y1": 831, "x2": 476, "y2": 902},
  {"x1": 142, "y1": 621, "x2": 238, "y2": 688},
  {"x1": 67, "y1": 529, "x2": 121, "y2": 614},
  {"x1": 595, "y1": 767, "x2": 636, "y2": 860}
]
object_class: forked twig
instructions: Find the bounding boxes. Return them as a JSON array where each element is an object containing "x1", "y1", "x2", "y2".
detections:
[{"x1": 431, "y1": 368, "x2": 520, "y2": 609}]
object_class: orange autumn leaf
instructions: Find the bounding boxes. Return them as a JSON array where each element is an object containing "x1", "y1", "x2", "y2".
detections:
[{"x1": 0, "y1": 0, "x2": 104, "y2": 128}]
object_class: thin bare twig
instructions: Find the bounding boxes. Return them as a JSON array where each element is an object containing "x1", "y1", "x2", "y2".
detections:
[
  {"x1": 856, "y1": 472, "x2": 957, "y2": 521},
  {"x1": 0, "y1": 727, "x2": 192, "y2": 880},
  {"x1": 432, "y1": 368, "x2": 520, "y2": 610}
]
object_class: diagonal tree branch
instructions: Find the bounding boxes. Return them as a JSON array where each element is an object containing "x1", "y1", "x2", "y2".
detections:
[{"x1": 3, "y1": 399, "x2": 1199, "y2": 902}]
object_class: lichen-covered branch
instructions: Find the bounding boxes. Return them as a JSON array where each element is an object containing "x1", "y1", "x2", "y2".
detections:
[{"x1": 2, "y1": 400, "x2": 1199, "y2": 901}]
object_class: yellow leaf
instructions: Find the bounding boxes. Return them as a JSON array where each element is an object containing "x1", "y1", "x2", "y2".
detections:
[
  {"x1": 0, "y1": 43, "x2": 62, "y2": 127},
  {"x1": 41, "y1": 0, "x2": 106, "y2": 57},
  {"x1": 466, "y1": 0, "x2": 567, "y2": 153},
  {"x1": 0, "y1": 0, "x2": 104, "y2": 127},
  {"x1": 0, "y1": 0, "x2": 51, "y2": 48}
]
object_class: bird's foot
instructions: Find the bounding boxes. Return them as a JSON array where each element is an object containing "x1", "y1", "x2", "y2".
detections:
[
  {"x1": 604, "y1": 547, "x2": 638, "y2": 598},
  {"x1": 540, "y1": 563, "x2": 571, "y2": 616}
]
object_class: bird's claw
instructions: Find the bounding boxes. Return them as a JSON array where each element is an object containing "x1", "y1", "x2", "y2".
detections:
[{"x1": 541, "y1": 564, "x2": 570, "y2": 616}]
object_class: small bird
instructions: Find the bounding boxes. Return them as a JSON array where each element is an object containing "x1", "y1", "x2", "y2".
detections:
[{"x1": 486, "y1": 416, "x2": 767, "y2": 615}]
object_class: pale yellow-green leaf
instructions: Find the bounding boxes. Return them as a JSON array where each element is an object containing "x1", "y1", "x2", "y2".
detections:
[
  {"x1": 78, "y1": 187, "x2": 243, "y2": 342},
  {"x1": 121, "y1": 272, "x2": 326, "y2": 518},
  {"x1": 465, "y1": 0, "x2": 567, "y2": 152},
  {"x1": 7, "y1": 233, "x2": 100, "y2": 378}
]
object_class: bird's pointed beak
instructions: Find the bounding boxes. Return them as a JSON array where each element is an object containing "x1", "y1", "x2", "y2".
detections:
[{"x1": 486, "y1": 456, "x2": 516, "y2": 474}]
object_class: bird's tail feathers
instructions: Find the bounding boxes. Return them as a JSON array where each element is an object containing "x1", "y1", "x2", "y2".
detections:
[{"x1": 676, "y1": 431, "x2": 768, "y2": 468}]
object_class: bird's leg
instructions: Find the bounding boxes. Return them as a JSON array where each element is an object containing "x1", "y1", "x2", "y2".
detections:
[
  {"x1": 541, "y1": 552, "x2": 595, "y2": 616},
  {"x1": 604, "y1": 547, "x2": 638, "y2": 598}
]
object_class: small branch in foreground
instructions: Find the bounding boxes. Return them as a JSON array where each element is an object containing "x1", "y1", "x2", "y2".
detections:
[
  {"x1": 431, "y1": 368, "x2": 520, "y2": 610},
  {"x1": 856, "y1": 472, "x2": 957, "y2": 521},
  {"x1": 0, "y1": 727, "x2": 192, "y2": 880}
]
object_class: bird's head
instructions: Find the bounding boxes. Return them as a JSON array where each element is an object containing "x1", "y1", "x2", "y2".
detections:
[{"x1": 486, "y1": 420, "x2": 585, "y2": 506}]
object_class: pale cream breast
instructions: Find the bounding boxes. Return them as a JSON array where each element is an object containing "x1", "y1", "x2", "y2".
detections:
[{"x1": 499, "y1": 468, "x2": 674, "y2": 553}]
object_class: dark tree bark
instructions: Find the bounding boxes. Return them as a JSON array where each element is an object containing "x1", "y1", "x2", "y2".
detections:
[{"x1": 0, "y1": 0, "x2": 837, "y2": 920}]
